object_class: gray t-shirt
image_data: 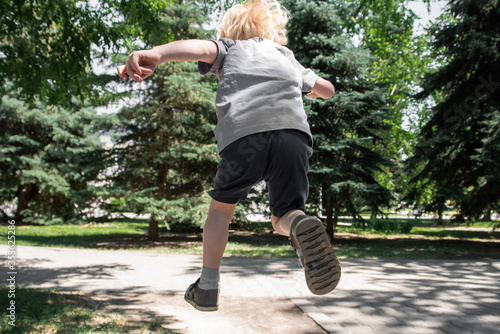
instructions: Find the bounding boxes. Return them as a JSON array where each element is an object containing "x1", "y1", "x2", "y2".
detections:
[{"x1": 198, "y1": 37, "x2": 318, "y2": 153}]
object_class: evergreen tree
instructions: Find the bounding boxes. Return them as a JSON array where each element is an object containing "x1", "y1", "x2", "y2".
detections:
[
  {"x1": 1, "y1": 0, "x2": 216, "y2": 226},
  {"x1": 109, "y1": 1, "x2": 218, "y2": 241},
  {"x1": 406, "y1": 0, "x2": 500, "y2": 222},
  {"x1": 283, "y1": 0, "x2": 392, "y2": 238},
  {"x1": 0, "y1": 87, "x2": 108, "y2": 224}
]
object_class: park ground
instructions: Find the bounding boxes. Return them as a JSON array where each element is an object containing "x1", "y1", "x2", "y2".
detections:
[{"x1": 1, "y1": 217, "x2": 499, "y2": 333}]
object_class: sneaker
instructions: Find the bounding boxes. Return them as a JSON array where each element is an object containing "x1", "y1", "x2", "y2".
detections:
[
  {"x1": 290, "y1": 215, "x2": 341, "y2": 295},
  {"x1": 184, "y1": 278, "x2": 219, "y2": 312}
]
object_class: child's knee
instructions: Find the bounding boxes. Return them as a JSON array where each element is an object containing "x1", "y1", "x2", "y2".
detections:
[{"x1": 209, "y1": 200, "x2": 237, "y2": 219}]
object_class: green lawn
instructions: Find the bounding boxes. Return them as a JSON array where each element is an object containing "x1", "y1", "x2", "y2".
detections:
[{"x1": 1, "y1": 219, "x2": 499, "y2": 259}]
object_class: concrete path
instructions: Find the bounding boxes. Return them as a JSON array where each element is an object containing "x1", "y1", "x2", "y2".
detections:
[{"x1": 3, "y1": 245, "x2": 500, "y2": 333}]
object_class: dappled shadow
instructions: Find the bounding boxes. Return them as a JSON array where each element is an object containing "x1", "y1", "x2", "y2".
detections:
[
  {"x1": 221, "y1": 256, "x2": 300, "y2": 277},
  {"x1": 5, "y1": 247, "x2": 326, "y2": 334},
  {"x1": 18, "y1": 230, "x2": 290, "y2": 249},
  {"x1": 0, "y1": 287, "x2": 181, "y2": 334},
  {"x1": 82, "y1": 290, "x2": 182, "y2": 333},
  {"x1": 415, "y1": 229, "x2": 500, "y2": 239},
  {"x1": 16, "y1": 259, "x2": 132, "y2": 290},
  {"x1": 17, "y1": 229, "x2": 500, "y2": 261},
  {"x1": 18, "y1": 233, "x2": 204, "y2": 250},
  {"x1": 308, "y1": 259, "x2": 500, "y2": 333},
  {"x1": 178, "y1": 256, "x2": 294, "y2": 278},
  {"x1": 228, "y1": 231, "x2": 289, "y2": 246},
  {"x1": 6, "y1": 244, "x2": 500, "y2": 333},
  {"x1": 335, "y1": 236, "x2": 500, "y2": 259}
]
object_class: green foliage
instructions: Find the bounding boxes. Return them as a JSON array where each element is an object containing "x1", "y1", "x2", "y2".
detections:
[
  {"x1": 3, "y1": 0, "x2": 496, "y2": 230},
  {"x1": 0, "y1": 0, "x2": 120, "y2": 105},
  {"x1": 0, "y1": 0, "x2": 221, "y2": 230},
  {"x1": 406, "y1": 0, "x2": 500, "y2": 220},
  {"x1": 108, "y1": 2, "x2": 218, "y2": 238},
  {"x1": 346, "y1": 0, "x2": 435, "y2": 202},
  {"x1": 0, "y1": 87, "x2": 109, "y2": 224},
  {"x1": 0, "y1": 0, "x2": 200, "y2": 107},
  {"x1": 108, "y1": 61, "x2": 217, "y2": 234},
  {"x1": 283, "y1": 0, "x2": 393, "y2": 237}
]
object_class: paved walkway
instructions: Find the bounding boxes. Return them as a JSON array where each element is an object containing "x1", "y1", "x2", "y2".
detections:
[{"x1": 3, "y1": 245, "x2": 500, "y2": 333}]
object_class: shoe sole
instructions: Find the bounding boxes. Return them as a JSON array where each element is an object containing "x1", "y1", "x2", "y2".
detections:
[
  {"x1": 291, "y1": 216, "x2": 341, "y2": 295},
  {"x1": 184, "y1": 295, "x2": 218, "y2": 312}
]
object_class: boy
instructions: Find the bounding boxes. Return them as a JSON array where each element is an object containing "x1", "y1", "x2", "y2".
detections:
[{"x1": 118, "y1": 0, "x2": 340, "y2": 312}]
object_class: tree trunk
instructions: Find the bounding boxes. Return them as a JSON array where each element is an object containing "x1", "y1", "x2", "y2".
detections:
[
  {"x1": 148, "y1": 215, "x2": 159, "y2": 241},
  {"x1": 323, "y1": 182, "x2": 334, "y2": 240},
  {"x1": 481, "y1": 210, "x2": 492, "y2": 222},
  {"x1": 148, "y1": 162, "x2": 168, "y2": 242},
  {"x1": 333, "y1": 202, "x2": 341, "y2": 240},
  {"x1": 370, "y1": 206, "x2": 377, "y2": 221},
  {"x1": 15, "y1": 183, "x2": 37, "y2": 224}
]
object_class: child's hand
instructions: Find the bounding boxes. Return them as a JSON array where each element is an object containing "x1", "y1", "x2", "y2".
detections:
[
  {"x1": 117, "y1": 50, "x2": 161, "y2": 82},
  {"x1": 307, "y1": 91, "x2": 322, "y2": 98}
]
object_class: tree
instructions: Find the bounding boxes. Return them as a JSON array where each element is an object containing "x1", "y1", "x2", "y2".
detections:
[
  {"x1": 0, "y1": 87, "x2": 108, "y2": 224},
  {"x1": 0, "y1": 0, "x2": 121, "y2": 106},
  {"x1": 406, "y1": 0, "x2": 500, "y2": 221},
  {"x1": 1, "y1": 0, "x2": 207, "y2": 226},
  {"x1": 345, "y1": 0, "x2": 435, "y2": 203},
  {"x1": 108, "y1": 1, "x2": 218, "y2": 241},
  {"x1": 283, "y1": 0, "x2": 393, "y2": 238},
  {"x1": 0, "y1": 0, "x2": 221, "y2": 223},
  {"x1": 0, "y1": 0, "x2": 184, "y2": 106}
]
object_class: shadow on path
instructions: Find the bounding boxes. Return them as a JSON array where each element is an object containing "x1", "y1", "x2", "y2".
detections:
[
  {"x1": 309, "y1": 259, "x2": 500, "y2": 333},
  {"x1": 5, "y1": 246, "x2": 500, "y2": 333}
]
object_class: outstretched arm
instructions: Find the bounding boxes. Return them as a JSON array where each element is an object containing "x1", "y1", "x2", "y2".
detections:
[
  {"x1": 117, "y1": 39, "x2": 218, "y2": 82},
  {"x1": 307, "y1": 77, "x2": 335, "y2": 99}
]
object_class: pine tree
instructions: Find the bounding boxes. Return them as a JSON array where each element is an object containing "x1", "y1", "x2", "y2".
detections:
[
  {"x1": 1, "y1": 0, "x2": 211, "y2": 226},
  {"x1": 0, "y1": 87, "x2": 108, "y2": 224},
  {"x1": 406, "y1": 0, "x2": 500, "y2": 222},
  {"x1": 283, "y1": 0, "x2": 392, "y2": 238},
  {"x1": 109, "y1": 2, "x2": 218, "y2": 241}
]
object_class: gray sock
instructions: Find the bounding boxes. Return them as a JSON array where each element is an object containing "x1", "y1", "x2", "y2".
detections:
[{"x1": 198, "y1": 266, "x2": 220, "y2": 290}]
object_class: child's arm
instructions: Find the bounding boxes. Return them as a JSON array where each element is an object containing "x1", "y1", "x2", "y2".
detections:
[
  {"x1": 307, "y1": 77, "x2": 335, "y2": 99},
  {"x1": 117, "y1": 40, "x2": 218, "y2": 82}
]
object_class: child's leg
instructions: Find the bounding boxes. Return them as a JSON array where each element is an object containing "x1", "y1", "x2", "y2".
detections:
[
  {"x1": 274, "y1": 209, "x2": 341, "y2": 295},
  {"x1": 202, "y1": 199, "x2": 237, "y2": 269},
  {"x1": 266, "y1": 131, "x2": 340, "y2": 295},
  {"x1": 271, "y1": 210, "x2": 303, "y2": 236},
  {"x1": 185, "y1": 199, "x2": 236, "y2": 312}
]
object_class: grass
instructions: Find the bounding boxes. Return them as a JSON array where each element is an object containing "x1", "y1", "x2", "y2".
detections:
[
  {"x1": 0, "y1": 286, "x2": 174, "y2": 334},
  {"x1": 1, "y1": 219, "x2": 499, "y2": 259},
  {"x1": 340, "y1": 216, "x2": 499, "y2": 229}
]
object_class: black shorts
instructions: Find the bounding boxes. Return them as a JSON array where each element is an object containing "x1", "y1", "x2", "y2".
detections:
[{"x1": 208, "y1": 129, "x2": 313, "y2": 218}]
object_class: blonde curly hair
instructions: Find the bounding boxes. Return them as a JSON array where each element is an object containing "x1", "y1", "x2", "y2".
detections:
[{"x1": 217, "y1": 0, "x2": 289, "y2": 45}]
